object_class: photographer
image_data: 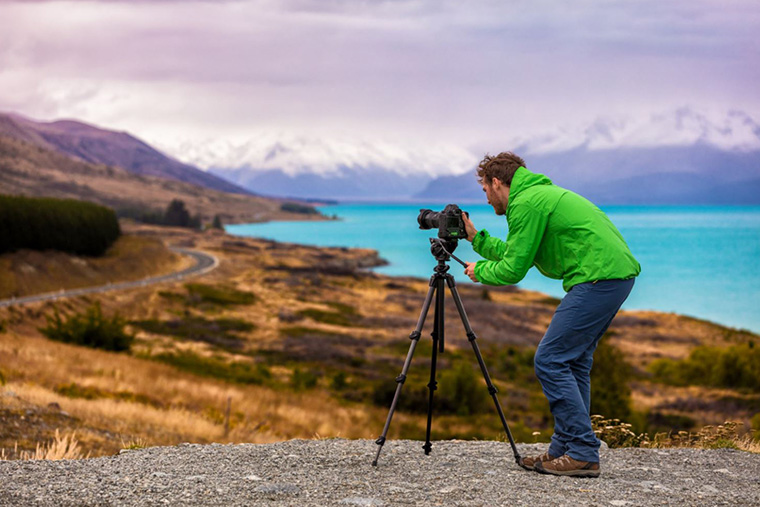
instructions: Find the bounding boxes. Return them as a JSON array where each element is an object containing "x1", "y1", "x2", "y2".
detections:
[{"x1": 462, "y1": 152, "x2": 640, "y2": 478}]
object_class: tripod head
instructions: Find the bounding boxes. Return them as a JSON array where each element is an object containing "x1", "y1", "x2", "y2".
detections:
[{"x1": 429, "y1": 237, "x2": 458, "y2": 262}]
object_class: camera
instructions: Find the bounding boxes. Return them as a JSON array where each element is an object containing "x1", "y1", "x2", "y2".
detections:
[{"x1": 417, "y1": 204, "x2": 468, "y2": 241}]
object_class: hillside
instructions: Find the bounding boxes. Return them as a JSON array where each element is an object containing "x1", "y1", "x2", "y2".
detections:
[
  {"x1": 0, "y1": 231, "x2": 191, "y2": 300},
  {"x1": 0, "y1": 135, "x2": 323, "y2": 224},
  {"x1": 0, "y1": 113, "x2": 250, "y2": 196},
  {"x1": 1, "y1": 224, "x2": 757, "y2": 460}
]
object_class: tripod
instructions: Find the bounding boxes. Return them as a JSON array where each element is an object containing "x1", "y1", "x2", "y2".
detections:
[{"x1": 371, "y1": 238, "x2": 522, "y2": 467}]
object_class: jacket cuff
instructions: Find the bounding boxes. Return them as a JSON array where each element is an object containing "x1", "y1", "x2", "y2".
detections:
[
  {"x1": 472, "y1": 229, "x2": 490, "y2": 254},
  {"x1": 473, "y1": 260, "x2": 490, "y2": 285}
]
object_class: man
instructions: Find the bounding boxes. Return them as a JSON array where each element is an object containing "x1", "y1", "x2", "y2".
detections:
[{"x1": 462, "y1": 152, "x2": 640, "y2": 478}]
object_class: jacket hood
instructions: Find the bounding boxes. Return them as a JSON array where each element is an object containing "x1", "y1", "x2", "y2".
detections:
[
  {"x1": 510, "y1": 167, "x2": 553, "y2": 198},
  {"x1": 506, "y1": 167, "x2": 553, "y2": 217}
]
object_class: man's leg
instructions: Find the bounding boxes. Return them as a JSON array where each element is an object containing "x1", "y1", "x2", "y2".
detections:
[
  {"x1": 571, "y1": 279, "x2": 635, "y2": 417},
  {"x1": 534, "y1": 279, "x2": 635, "y2": 465}
]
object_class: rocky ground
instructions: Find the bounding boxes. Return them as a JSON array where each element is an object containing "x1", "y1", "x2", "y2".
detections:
[{"x1": 1, "y1": 439, "x2": 758, "y2": 506}]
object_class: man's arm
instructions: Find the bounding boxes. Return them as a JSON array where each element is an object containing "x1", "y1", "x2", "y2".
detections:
[
  {"x1": 474, "y1": 204, "x2": 548, "y2": 286},
  {"x1": 463, "y1": 213, "x2": 506, "y2": 261}
]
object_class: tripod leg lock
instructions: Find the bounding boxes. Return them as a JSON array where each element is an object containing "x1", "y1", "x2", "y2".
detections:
[
  {"x1": 395, "y1": 374, "x2": 407, "y2": 384},
  {"x1": 466, "y1": 331, "x2": 477, "y2": 342},
  {"x1": 488, "y1": 385, "x2": 498, "y2": 395},
  {"x1": 375, "y1": 436, "x2": 386, "y2": 445},
  {"x1": 427, "y1": 380, "x2": 438, "y2": 391},
  {"x1": 409, "y1": 330, "x2": 421, "y2": 341}
]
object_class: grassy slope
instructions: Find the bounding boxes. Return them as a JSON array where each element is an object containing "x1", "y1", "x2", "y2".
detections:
[
  {"x1": 1, "y1": 224, "x2": 758, "y2": 459},
  {"x1": 0, "y1": 232, "x2": 188, "y2": 299}
]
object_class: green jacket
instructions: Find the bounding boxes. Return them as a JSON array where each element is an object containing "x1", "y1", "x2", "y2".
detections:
[{"x1": 473, "y1": 167, "x2": 640, "y2": 292}]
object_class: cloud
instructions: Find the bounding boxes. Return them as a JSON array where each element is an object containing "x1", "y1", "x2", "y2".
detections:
[{"x1": 0, "y1": 0, "x2": 758, "y2": 171}]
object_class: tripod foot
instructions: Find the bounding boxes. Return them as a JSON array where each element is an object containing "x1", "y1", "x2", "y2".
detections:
[{"x1": 422, "y1": 442, "x2": 432, "y2": 455}]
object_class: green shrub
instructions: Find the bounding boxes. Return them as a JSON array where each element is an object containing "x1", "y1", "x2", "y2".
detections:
[
  {"x1": 330, "y1": 371, "x2": 348, "y2": 390},
  {"x1": 0, "y1": 194, "x2": 120, "y2": 256},
  {"x1": 298, "y1": 309, "x2": 357, "y2": 327},
  {"x1": 153, "y1": 351, "x2": 271, "y2": 385},
  {"x1": 498, "y1": 346, "x2": 536, "y2": 382},
  {"x1": 39, "y1": 302, "x2": 134, "y2": 352},
  {"x1": 371, "y1": 361, "x2": 490, "y2": 416},
  {"x1": 280, "y1": 202, "x2": 318, "y2": 215},
  {"x1": 649, "y1": 343, "x2": 760, "y2": 391},
  {"x1": 437, "y1": 362, "x2": 491, "y2": 416},
  {"x1": 54, "y1": 382, "x2": 163, "y2": 407},
  {"x1": 185, "y1": 283, "x2": 257, "y2": 306},
  {"x1": 751, "y1": 413, "x2": 760, "y2": 434},
  {"x1": 291, "y1": 368, "x2": 319, "y2": 390},
  {"x1": 591, "y1": 338, "x2": 633, "y2": 422},
  {"x1": 130, "y1": 316, "x2": 254, "y2": 350}
]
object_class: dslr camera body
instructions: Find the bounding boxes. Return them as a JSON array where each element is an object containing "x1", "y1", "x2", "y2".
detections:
[{"x1": 418, "y1": 204, "x2": 468, "y2": 241}]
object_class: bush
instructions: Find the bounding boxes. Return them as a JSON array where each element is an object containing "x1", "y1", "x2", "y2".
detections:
[
  {"x1": 436, "y1": 362, "x2": 490, "y2": 416},
  {"x1": 280, "y1": 202, "x2": 318, "y2": 215},
  {"x1": 0, "y1": 195, "x2": 120, "y2": 256},
  {"x1": 330, "y1": 371, "x2": 348, "y2": 390},
  {"x1": 153, "y1": 351, "x2": 271, "y2": 385},
  {"x1": 39, "y1": 302, "x2": 134, "y2": 352},
  {"x1": 371, "y1": 361, "x2": 490, "y2": 416},
  {"x1": 591, "y1": 338, "x2": 633, "y2": 422},
  {"x1": 185, "y1": 283, "x2": 257, "y2": 306},
  {"x1": 130, "y1": 316, "x2": 254, "y2": 350},
  {"x1": 291, "y1": 368, "x2": 319, "y2": 390},
  {"x1": 649, "y1": 343, "x2": 760, "y2": 392}
]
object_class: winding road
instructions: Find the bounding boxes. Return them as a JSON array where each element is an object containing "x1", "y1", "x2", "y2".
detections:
[{"x1": 0, "y1": 247, "x2": 219, "y2": 308}]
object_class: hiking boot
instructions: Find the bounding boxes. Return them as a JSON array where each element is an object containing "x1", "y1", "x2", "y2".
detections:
[
  {"x1": 518, "y1": 451, "x2": 557, "y2": 471},
  {"x1": 534, "y1": 454, "x2": 600, "y2": 477}
]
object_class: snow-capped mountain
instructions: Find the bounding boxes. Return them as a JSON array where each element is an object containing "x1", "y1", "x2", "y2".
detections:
[
  {"x1": 160, "y1": 107, "x2": 760, "y2": 203},
  {"x1": 416, "y1": 108, "x2": 760, "y2": 205},
  {"x1": 514, "y1": 108, "x2": 760, "y2": 155}
]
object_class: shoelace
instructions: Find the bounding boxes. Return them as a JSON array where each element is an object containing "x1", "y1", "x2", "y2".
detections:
[{"x1": 552, "y1": 454, "x2": 574, "y2": 467}]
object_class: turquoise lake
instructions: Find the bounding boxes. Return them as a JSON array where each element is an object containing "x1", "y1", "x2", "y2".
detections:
[{"x1": 227, "y1": 204, "x2": 760, "y2": 334}]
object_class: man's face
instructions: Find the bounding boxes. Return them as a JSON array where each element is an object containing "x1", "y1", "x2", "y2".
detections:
[{"x1": 483, "y1": 178, "x2": 510, "y2": 216}]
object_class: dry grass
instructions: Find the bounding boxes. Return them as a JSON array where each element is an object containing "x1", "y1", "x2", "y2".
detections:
[
  {"x1": 593, "y1": 416, "x2": 760, "y2": 453},
  {"x1": 0, "y1": 430, "x2": 88, "y2": 460}
]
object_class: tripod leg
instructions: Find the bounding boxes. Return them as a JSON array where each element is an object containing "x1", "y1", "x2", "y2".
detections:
[
  {"x1": 423, "y1": 276, "x2": 444, "y2": 455},
  {"x1": 445, "y1": 276, "x2": 523, "y2": 465},
  {"x1": 372, "y1": 283, "x2": 436, "y2": 466}
]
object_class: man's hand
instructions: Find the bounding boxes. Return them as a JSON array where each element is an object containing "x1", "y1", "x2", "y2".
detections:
[
  {"x1": 464, "y1": 262, "x2": 479, "y2": 283},
  {"x1": 463, "y1": 213, "x2": 477, "y2": 242}
]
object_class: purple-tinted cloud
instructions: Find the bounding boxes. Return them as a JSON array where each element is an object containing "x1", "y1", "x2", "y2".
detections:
[{"x1": 0, "y1": 0, "x2": 758, "y2": 168}]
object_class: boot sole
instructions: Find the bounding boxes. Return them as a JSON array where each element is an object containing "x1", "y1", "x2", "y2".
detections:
[
  {"x1": 517, "y1": 458, "x2": 535, "y2": 471},
  {"x1": 535, "y1": 466, "x2": 600, "y2": 478}
]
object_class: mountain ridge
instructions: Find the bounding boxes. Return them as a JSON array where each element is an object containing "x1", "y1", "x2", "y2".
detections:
[{"x1": 0, "y1": 112, "x2": 252, "y2": 196}]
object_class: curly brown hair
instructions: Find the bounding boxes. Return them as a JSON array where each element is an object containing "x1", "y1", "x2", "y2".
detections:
[{"x1": 476, "y1": 152, "x2": 526, "y2": 186}]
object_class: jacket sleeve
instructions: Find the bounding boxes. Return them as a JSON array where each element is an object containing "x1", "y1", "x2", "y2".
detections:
[
  {"x1": 474, "y1": 203, "x2": 549, "y2": 286},
  {"x1": 471, "y1": 229, "x2": 507, "y2": 261}
]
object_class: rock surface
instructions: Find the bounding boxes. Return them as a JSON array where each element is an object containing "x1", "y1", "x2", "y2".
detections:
[{"x1": 1, "y1": 439, "x2": 759, "y2": 506}]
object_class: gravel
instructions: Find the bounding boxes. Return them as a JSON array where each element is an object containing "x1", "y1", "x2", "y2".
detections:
[{"x1": 1, "y1": 439, "x2": 759, "y2": 506}]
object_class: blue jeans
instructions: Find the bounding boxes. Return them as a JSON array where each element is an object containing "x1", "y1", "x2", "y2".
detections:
[{"x1": 534, "y1": 278, "x2": 635, "y2": 463}]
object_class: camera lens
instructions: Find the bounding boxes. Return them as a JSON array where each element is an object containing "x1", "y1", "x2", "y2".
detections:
[{"x1": 417, "y1": 209, "x2": 440, "y2": 230}]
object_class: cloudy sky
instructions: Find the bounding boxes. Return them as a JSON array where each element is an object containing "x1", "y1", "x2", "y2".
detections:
[{"x1": 1, "y1": 0, "x2": 758, "y2": 174}]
